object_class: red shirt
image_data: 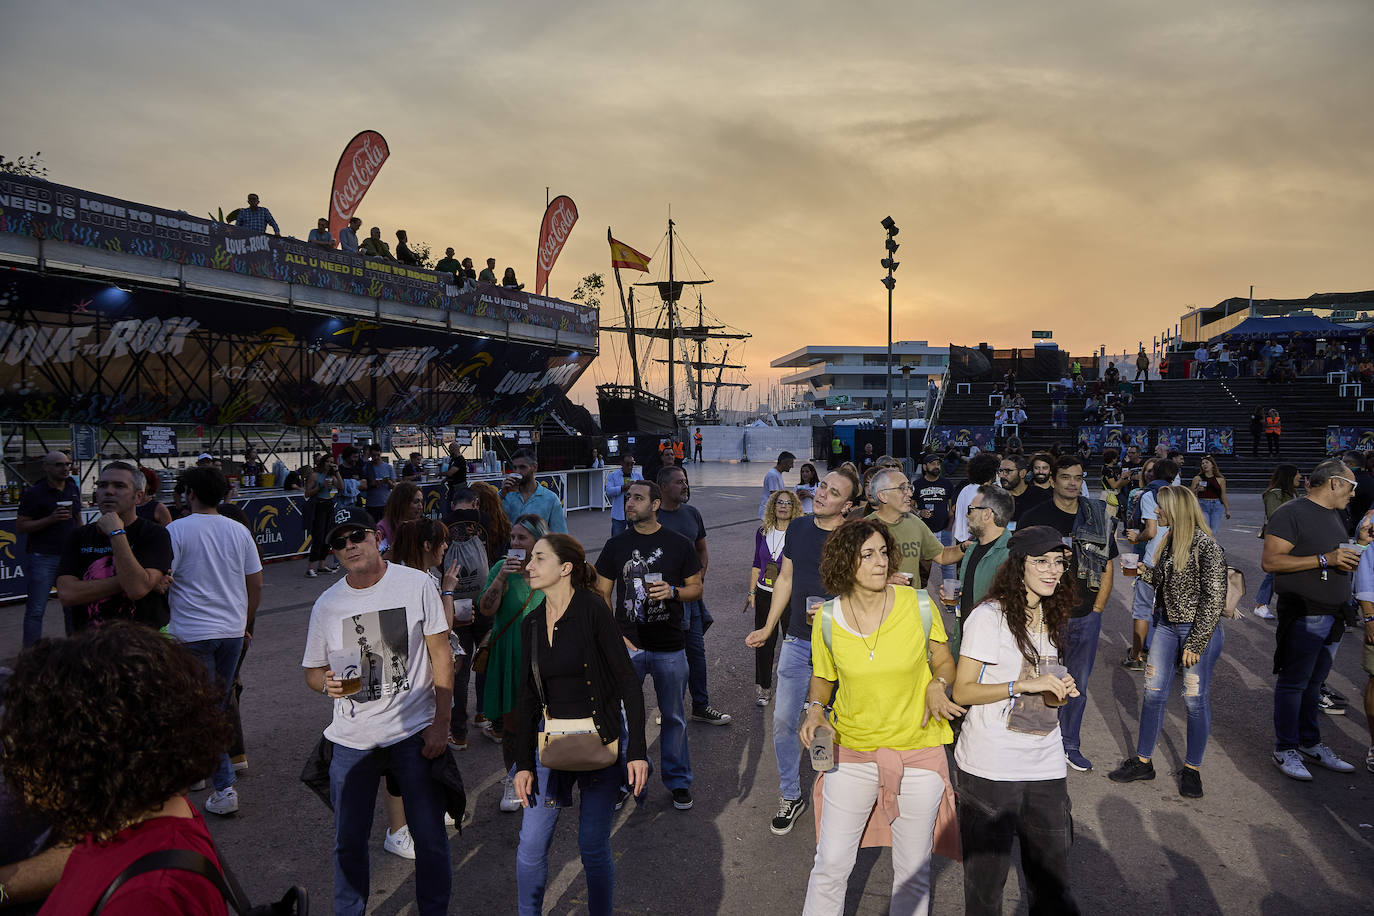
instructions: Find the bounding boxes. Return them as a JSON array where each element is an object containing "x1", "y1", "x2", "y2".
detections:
[{"x1": 40, "y1": 802, "x2": 227, "y2": 915}]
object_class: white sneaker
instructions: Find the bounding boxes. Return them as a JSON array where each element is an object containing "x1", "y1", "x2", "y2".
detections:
[
  {"x1": 1272, "y1": 749, "x2": 1313, "y2": 781},
  {"x1": 384, "y1": 825, "x2": 416, "y2": 859},
  {"x1": 204, "y1": 787, "x2": 239, "y2": 815},
  {"x1": 1299, "y1": 743, "x2": 1356, "y2": 773},
  {"x1": 499, "y1": 775, "x2": 522, "y2": 813},
  {"x1": 1254, "y1": 605, "x2": 1275, "y2": 619},
  {"x1": 444, "y1": 813, "x2": 456, "y2": 827},
  {"x1": 755, "y1": 686, "x2": 771, "y2": 707}
]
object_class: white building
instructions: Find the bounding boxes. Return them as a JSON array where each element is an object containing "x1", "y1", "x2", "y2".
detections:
[{"x1": 772, "y1": 341, "x2": 950, "y2": 419}]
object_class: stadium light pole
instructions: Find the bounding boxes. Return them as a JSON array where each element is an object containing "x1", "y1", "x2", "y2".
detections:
[{"x1": 881, "y1": 216, "x2": 900, "y2": 457}]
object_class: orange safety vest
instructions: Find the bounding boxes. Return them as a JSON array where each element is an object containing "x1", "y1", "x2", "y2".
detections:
[
  {"x1": 694, "y1": 432, "x2": 702, "y2": 446},
  {"x1": 1265, "y1": 416, "x2": 1282, "y2": 436},
  {"x1": 673, "y1": 441, "x2": 685, "y2": 460}
]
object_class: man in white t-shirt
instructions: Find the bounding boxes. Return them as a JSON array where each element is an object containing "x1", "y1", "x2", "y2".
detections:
[
  {"x1": 758, "y1": 451, "x2": 795, "y2": 518},
  {"x1": 167, "y1": 467, "x2": 262, "y2": 817},
  {"x1": 953, "y1": 453, "x2": 1000, "y2": 542},
  {"x1": 302, "y1": 505, "x2": 454, "y2": 915}
]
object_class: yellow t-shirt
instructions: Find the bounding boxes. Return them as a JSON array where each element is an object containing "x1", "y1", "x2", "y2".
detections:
[{"x1": 810, "y1": 586, "x2": 953, "y2": 752}]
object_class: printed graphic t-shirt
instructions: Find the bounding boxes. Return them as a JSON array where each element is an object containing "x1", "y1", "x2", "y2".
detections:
[
  {"x1": 595, "y1": 526, "x2": 700, "y2": 652},
  {"x1": 866, "y1": 511, "x2": 943, "y2": 588},
  {"x1": 58, "y1": 518, "x2": 174, "y2": 632},
  {"x1": 302, "y1": 562, "x2": 449, "y2": 750}
]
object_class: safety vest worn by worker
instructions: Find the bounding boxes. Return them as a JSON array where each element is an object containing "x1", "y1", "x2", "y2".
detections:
[
  {"x1": 1265, "y1": 415, "x2": 1282, "y2": 436},
  {"x1": 673, "y1": 441, "x2": 684, "y2": 460},
  {"x1": 831, "y1": 438, "x2": 842, "y2": 455}
]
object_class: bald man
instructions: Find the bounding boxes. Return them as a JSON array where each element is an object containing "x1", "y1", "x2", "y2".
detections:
[{"x1": 16, "y1": 451, "x2": 82, "y2": 646}]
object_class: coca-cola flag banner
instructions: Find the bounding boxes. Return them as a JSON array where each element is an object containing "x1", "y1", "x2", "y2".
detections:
[
  {"x1": 329, "y1": 130, "x2": 390, "y2": 245},
  {"x1": 535, "y1": 195, "x2": 578, "y2": 296}
]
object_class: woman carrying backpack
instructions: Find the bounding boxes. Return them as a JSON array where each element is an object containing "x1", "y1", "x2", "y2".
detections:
[{"x1": 1109, "y1": 486, "x2": 1227, "y2": 798}]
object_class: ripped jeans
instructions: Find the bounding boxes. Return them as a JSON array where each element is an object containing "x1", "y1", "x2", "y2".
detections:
[{"x1": 1134, "y1": 618, "x2": 1225, "y2": 767}]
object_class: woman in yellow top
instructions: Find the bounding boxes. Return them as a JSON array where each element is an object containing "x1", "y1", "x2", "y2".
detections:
[{"x1": 798, "y1": 518, "x2": 965, "y2": 915}]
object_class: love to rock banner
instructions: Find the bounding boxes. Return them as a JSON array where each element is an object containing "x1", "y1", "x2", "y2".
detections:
[
  {"x1": 1155, "y1": 426, "x2": 1234, "y2": 455},
  {"x1": 0, "y1": 174, "x2": 597, "y2": 336},
  {"x1": 0, "y1": 271, "x2": 593, "y2": 429}
]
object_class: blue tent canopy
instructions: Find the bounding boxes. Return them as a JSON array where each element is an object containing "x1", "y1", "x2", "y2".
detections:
[{"x1": 1213, "y1": 315, "x2": 1365, "y2": 342}]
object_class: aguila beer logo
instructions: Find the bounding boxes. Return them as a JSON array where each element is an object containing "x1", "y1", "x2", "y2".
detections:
[
  {"x1": 0, "y1": 529, "x2": 15, "y2": 560},
  {"x1": 254, "y1": 505, "x2": 283, "y2": 546}
]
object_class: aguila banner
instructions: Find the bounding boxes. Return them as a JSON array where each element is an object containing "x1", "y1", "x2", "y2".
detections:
[
  {"x1": 329, "y1": 130, "x2": 390, "y2": 245},
  {"x1": 535, "y1": 195, "x2": 578, "y2": 296}
]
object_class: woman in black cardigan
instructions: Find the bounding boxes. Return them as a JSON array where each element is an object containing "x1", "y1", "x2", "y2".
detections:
[{"x1": 512, "y1": 533, "x2": 647, "y2": 916}]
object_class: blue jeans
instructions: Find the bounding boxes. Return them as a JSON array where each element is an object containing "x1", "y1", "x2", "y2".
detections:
[
  {"x1": 630, "y1": 648, "x2": 692, "y2": 789},
  {"x1": 683, "y1": 601, "x2": 710, "y2": 709},
  {"x1": 328, "y1": 732, "x2": 450, "y2": 916},
  {"x1": 516, "y1": 755, "x2": 619, "y2": 916},
  {"x1": 772, "y1": 636, "x2": 813, "y2": 800},
  {"x1": 1198, "y1": 498, "x2": 1224, "y2": 535},
  {"x1": 611, "y1": 517, "x2": 628, "y2": 537},
  {"x1": 1273, "y1": 612, "x2": 1336, "y2": 752},
  {"x1": 1058, "y1": 611, "x2": 1102, "y2": 753},
  {"x1": 183, "y1": 637, "x2": 245, "y2": 792},
  {"x1": 1135, "y1": 620, "x2": 1225, "y2": 767},
  {"x1": 21, "y1": 552, "x2": 62, "y2": 647},
  {"x1": 933, "y1": 530, "x2": 956, "y2": 587},
  {"x1": 1256, "y1": 573, "x2": 1274, "y2": 607}
]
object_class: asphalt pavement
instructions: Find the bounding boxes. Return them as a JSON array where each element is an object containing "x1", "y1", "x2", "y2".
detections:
[{"x1": 5, "y1": 462, "x2": 1373, "y2": 914}]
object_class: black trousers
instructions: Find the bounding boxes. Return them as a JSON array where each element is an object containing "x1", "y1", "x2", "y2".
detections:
[
  {"x1": 957, "y1": 768, "x2": 1079, "y2": 916},
  {"x1": 751, "y1": 589, "x2": 791, "y2": 689}
]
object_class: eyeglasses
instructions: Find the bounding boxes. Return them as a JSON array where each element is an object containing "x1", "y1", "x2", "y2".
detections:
[
  {"x1": 1333, "y1": 476, "x2": 1358, "y2": 491},
  {"x1": 1028, "y1": 556, "x2": 1068, "y2": 572},
  {"x1": 881, "y1": 484, "x2": 913, "y2": 494},
  {"x1": 966, "y1": 504, "x2": 990, "y2": 514},
  {"x1": 328, "y1": 528, "x2": 373, "y2": 551}
]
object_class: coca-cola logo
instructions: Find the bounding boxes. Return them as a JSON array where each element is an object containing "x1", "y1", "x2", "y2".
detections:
[
  {"x1": 331, "y1": 133, "x2": 389, "y2": 220},
  {"x1": 538, "y1": 198, "x2": 578, "y2": 273}
]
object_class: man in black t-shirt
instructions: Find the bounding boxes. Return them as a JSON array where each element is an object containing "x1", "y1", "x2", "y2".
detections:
[
  {"x1": 914, "y1": 453, "x2": 958, "y2": 584},
  {"x1": 16, "y1": 450, "x2": 82, "y2": 647},
  {"x1": 595, "y1": 479, "x2": 703, "y2": 811},
  {"x1": 1012, "y1": 452, "x2": 1055, "y2": 525},
  {"x1": 1020, "y1": 454, "x2": 1118, "y2": 773},
  {"x1": 56, "y1": 462, "x2": 173, "y2": 633}
]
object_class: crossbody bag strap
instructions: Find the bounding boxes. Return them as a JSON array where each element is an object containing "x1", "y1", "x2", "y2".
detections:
[
  {"x1": 492, "y1": 587, "x2": 538, "y2": 650},
  {"x1": 93, "y1": 849, "x2": 243, "y2": 916}
]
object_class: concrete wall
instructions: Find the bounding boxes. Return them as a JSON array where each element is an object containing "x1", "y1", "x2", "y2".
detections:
[{"x1": 692, "y1": 426, "x2": 813, "y2": 462}]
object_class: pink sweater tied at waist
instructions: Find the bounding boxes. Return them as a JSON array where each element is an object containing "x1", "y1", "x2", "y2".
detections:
[{"x1": 811, "y1": 743, "x2": 961, "y2": 861}]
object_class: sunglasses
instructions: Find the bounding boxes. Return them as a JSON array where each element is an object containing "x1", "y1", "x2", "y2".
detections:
[{"x1": 328, "y1": 528, "x2": 372, "y2": 551}]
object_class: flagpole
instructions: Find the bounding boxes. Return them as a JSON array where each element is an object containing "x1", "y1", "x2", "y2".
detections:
[{"x1": 609, "y1": 227, "x2": 642, "y2": 390}]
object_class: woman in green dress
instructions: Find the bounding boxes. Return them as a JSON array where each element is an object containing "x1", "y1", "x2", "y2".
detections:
[{"x1": 479, "y1": 513, "x2": 549, "y2": 812}]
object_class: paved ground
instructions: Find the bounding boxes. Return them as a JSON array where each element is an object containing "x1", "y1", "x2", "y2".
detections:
[{"x1": 5, "y1": 461, "x2": 1373, "y2": 914}]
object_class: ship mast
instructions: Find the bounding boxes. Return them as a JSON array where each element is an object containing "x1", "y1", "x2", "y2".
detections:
[{"x1": 666, "y1": 218, "x2": 676, "y2": 424}]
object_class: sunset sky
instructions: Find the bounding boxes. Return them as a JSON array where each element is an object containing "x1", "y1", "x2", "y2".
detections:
[{"x1": 4, "y1": 1, "x2": 1371, "y2": 411}]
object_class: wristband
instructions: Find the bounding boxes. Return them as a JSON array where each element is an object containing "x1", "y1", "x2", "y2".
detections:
[
  {"x1": 441, "y1": 590, "x2": 456, "y2": 597},
  {"x1": 1318, "y1": 553, "x2": 1329, "y2": 569},
  {"x1": 322, "y1": 684, "x2": 330, "y2": 697},
  {"x1": 1007, "y1": 681, "x2": 1017, "y2": 699},
  {"x1": 107, "y1": 528, "x2": 126, "y2": 538}
]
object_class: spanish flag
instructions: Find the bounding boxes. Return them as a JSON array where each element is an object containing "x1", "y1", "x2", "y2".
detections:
[{"x1": 608, "y1": 228, "x2": 652, "y2": 272}]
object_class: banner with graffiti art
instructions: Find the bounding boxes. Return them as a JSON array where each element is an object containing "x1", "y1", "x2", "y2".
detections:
[
  {"x1": 0, "y1": 174, "x2": 597, "y2": 335},
  {"x1": 535, "y1": 195, "x2": 578, "y2": 296},
  {"x1": 0, "y1": 272, "x2": 594, "y2": 429},
  {"x1": 1076, "y1": 426, "x2": 1105, "y2": 452},
  {"x1": 329, "y1": 130, "x2": 390, "y2": 245},
  {"x1": 1206, "y1": 427, "x2": 1235, "y2": 455},
  {"x1": 1105, "y1": 426, "x2": 1151, "y2": 451},
  {"x1": 1326, "y1": 427, "x2": 1374, "y2": 452},
  {"x1": 927, "y1": 426, "x2": 997, "y2": 451},
  {"x1": 1155, "y1": 427, "x2": 1186, "y2": 450}
]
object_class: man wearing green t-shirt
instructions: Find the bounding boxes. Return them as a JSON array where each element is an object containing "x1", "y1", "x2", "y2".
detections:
[
  {"x1": 434, "y1": 247, "x2": 461, "y2": 278},
  {"x1": 866, "y1": 467, "x2": 966, "y2": 589}
]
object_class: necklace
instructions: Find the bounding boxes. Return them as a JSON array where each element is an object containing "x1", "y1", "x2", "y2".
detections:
[{"x1": 846, "y1": 593, "x2": 889, "y2": 660}]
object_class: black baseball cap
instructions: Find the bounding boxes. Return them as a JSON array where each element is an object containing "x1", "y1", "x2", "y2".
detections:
[
  {"x1": 1010, "y1": 525, "x2": 1070, "y2": 557},
  {"x1": 325, "y1": 505, "x2": 373, "y2": 543},
  {"x1": 920, "y1": 453, "x2": 941, "y2": 464}
]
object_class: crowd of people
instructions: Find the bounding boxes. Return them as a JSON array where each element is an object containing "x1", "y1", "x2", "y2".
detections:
[
  {"x1": 226, "y1": 192, "x2": 528, "y2": 288},
  {"x1": 3, "y1": 431, "x2": 1373, "y2": 914}
]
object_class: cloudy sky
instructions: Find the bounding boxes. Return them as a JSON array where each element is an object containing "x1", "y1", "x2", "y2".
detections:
[{"x1": 4, "y1": 1, "x2": 1372, "y2": 409}]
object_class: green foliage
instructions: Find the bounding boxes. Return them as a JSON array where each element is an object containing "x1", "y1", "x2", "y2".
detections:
[
  {"x1": 0, "y1": 152, "x2": 49, "y2": 179},
  {"x1": 571, "y1": 272, "x2": 605, "y2": 310},
  {"x1": 409, "y1": 240, "x2": 435, "y2": 270}
]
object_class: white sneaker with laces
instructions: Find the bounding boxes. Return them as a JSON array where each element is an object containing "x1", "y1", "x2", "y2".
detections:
[
  {"x1": 204, "y1": 787, "x2": 239, "y2": 815},
  {"x1": 499, "y1": 775, "x2": 522, "y2": 813},
  {"x1": 1253, "y1": 605, "x2": 1275, "y2": 619},
  {"x1": 755, "y1": 686, "x2": 771, "y2": 707},
  {"x1": 1299, "y1": 743, "x2": 1355, "y2": 773},
  {"x1": 384, "y1": 825, "x2": 416, "y2": 859},
  {"x1": 1272, "y1": 749, "x2": 1313, "y2": 781}
]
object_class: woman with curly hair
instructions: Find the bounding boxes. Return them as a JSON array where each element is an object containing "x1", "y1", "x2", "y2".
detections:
[
  {"x1": 952, "y1": 525, "x2": 1081, "y2": 916},
  {"x1": 1, "y1": 622, "x2": 232, "y2": 913},
  {"x1": 747, "y1": 488, "x2": 800, "y2": 707},
  {"x1": 470, "y1": 481, "x2": 512, "y2": 560},
  {"x1": 797, "y1": 518, "x2": 964, "y2": 915},
  {"x1": 377, "y1": 481, "x2": 424, "y2": 554}
]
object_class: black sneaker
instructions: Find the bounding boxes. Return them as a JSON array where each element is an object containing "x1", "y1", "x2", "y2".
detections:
[
  {"x1": 1178, "y1": 767, "x2": 1203, "y2": 798},
  {"x1": 691, "y1": 705, "x2": 732, "y2": 726},
  {"x1": 671, "y1": 788, "x2": 694, "y2": 810},
  {"x1": 614, "y1": 787, "x2": 633, "y2": 811},
  {"x1": 770, "y1": 796, "x2": 806, "y2": 835},
  {"x1": 1120, "y1": 654, "x2": 1145, "y2": 672},
  {"x1": 1108, "y1": 757, "x2": 1156, "y2": 783},
  {"x1": 1318, "y1": 691, "x2": 1347, "y2": 716}
]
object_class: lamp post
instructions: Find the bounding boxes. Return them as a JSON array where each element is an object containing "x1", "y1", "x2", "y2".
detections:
[{"x1": 880, "y1": 216, "x2": 900, "y2": 457}]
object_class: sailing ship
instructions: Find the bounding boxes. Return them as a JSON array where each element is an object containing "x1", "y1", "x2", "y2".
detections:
[{"x1": 596, "y1": 219, "x2": 751, "y2": 434}]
